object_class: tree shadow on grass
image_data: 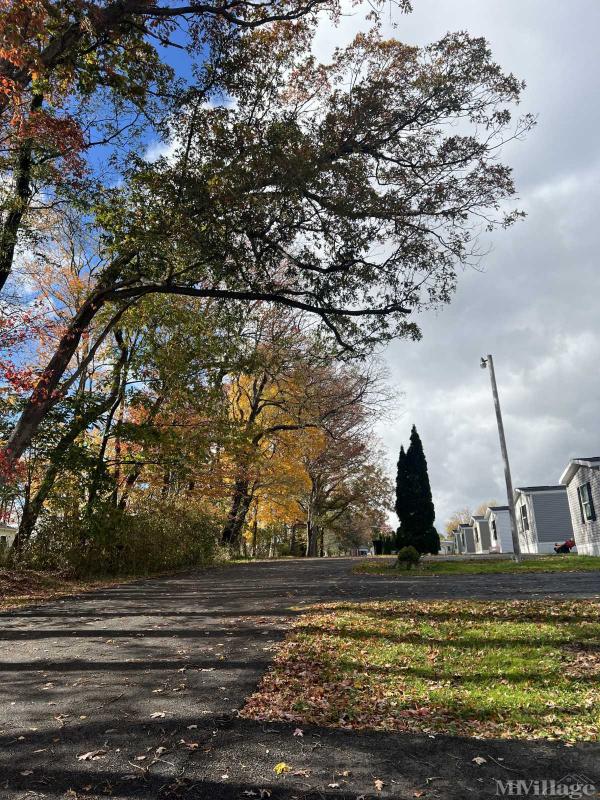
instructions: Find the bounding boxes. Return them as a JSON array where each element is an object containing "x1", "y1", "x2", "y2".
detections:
[
  {"x1": 315, "y1": 602, "x2": 600, "y2": 626},
  {"x1": 298, "y1": 623, "x2": 595, "y2": 651}
]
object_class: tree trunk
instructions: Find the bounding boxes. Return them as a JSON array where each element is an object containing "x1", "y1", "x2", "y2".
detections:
[
  {"x1": 251, "y1": 503, "x2": 258, "y2": 558},
  {"x1": 1, "y1": 253, "x2": 134, "y2": 474},
  {"x1": 14, "y1": 337, "x2": 128, "y2": 549},
  {"x1": 0, "y1": 95, "x2": 42, "y2": 294},
  {"x1": 117, "y1": 394, "x2": 164, "y2": 510},
  {"x1": 305, "y1": 484, "x2": 320, "y2": 557},
  {"x1": 306, "y1": 523, "x2": 320, "y2": 557},
  {"x1": 87, "y1": 336, "x2": 128, "y2": 512},
  {"x1": 221, "y1": 477, "x2": 253, "y2": 549},
  {"x1": 110, "y1": 396, "x2": 126, "y2": 506}
]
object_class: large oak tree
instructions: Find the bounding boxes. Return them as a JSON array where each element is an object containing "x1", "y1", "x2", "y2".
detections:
[{"x1": 2, "y1": 21, "x2": 532, "y2": 477}]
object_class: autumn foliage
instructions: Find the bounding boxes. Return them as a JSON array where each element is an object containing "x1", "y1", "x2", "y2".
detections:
[{"x1": 0, "y1": 0, "x2": 531, "y2": 571}]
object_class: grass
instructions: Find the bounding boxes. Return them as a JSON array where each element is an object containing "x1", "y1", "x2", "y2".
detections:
[
  {"x1": 242, "y1": 599, "x2": 600, "y2": 741},
  {"x1": 353, "y1": 554, "x2": 600, "y2": 576}
]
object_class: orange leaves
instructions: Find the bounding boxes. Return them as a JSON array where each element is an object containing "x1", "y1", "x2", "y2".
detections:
[{"x1": 16, "y1": 110, "x2": 86, "y2": 174}]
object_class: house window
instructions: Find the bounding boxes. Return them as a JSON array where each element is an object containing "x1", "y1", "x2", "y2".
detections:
[
  {"x1": 520, "y1": 505, "x2": 529, "y2": 531},
  {"x1": 491, "y1": 520, "x2": 497, "y2": 540},
  {"x1": 0, "y1": 536, "x2": 6, "y2": 545},
  {"x1": 577, "y1": 482, "x2": 596, "y2": 523}
]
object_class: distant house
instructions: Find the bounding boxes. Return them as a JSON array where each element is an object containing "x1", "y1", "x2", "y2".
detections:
[
  {"x1": 470, "y1": 515, "x2": 491, "y2": 554},
  {"x1": 439, "y1": 537, "x2": 455, "y2": 555},
  {"x1": 559, "y1": 458, "x2": 600, "y2": 555},
  {"x1": 514, "y1": 485, "x2": 574, "y2": 554},
  {"x1": 484, "y1": 506, "x2": 514, "y2": 553},
  {"x1": 455, "y1": 523, "x2": 476, "y2": 554},
  {"x1": 0, "y1": 524, "x2": 17, "y2": 550},
  {"x1": 450, "y1": 528, "x2": 462, "y2": 552}
]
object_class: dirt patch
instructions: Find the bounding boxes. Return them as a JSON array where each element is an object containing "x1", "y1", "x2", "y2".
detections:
[{"x1": 0, "y1": 568, "x2": 139, "y2": 611}]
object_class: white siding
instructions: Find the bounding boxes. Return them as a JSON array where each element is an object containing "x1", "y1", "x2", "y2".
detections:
[
  {"x1": 488, "y1": 509, "x2": 514, "y2": 553},
  {"x1": 515, "y1": 494, "x2": 538, "y2": 553},
  {"x1": 0, "y1": 526, "x2": 16, "y2": 549},
  {"x1": 565, "y1": 466, "x2": 600, "y2": 555}
]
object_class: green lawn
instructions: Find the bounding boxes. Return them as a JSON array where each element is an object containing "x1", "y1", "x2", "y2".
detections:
[
  {"x1": 353, "y1": 554, "x2": 600, "y2": 576},
  {"x1": 242, "y1": 599, "x2": 600, "y2": 741}
]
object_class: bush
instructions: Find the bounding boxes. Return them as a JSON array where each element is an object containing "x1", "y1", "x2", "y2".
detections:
[
  {"x1": 19, "y1": 500, "x2": 221, "y2": 577},
  {"x1": 397, "y1": 545, "x2": 421, "y2": 570},
  {"x1": 396, "y1": 525, "x2": 440, "y2": 555}
]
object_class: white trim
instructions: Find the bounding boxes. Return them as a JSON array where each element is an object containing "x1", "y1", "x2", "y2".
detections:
[{"x1": 560, "y1": 459, "x2": 600, "y2": 486}]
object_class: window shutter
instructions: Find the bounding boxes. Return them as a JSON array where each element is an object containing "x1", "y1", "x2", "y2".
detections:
[
  {"x1": 587, "y1": 482, "x2": 597, "y2": 521},
  {"x1": 577, "y1": 485, "x2": 586, "y2": 523}
]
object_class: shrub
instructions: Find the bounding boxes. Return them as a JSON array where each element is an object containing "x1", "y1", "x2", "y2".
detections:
[
  {"x1": 19, "y1": 500, "x2": 221, "y2": 577},
  {"x1": 397, "y1": 545, "x2": 421, "y2": 570}
]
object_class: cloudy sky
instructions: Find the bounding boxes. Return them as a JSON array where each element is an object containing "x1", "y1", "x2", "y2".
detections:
[{"x1": 316, "y1": 1, "x2": 600, "y2": 526}]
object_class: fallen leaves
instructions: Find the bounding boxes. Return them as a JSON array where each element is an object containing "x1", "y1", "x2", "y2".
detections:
[
  {"x1": 472, "y1": 756, "x2": 487, "y2": 766},
  {"x1": 150, "y1": 711, "x2": 166, "y2": 719},
  {"x1": 77, "y1": 749, "x2": 106, "y2": 761},
  {"x1": 241, "y1": 599, "x2": 600, "y2": 742},
  {"x1": 273, "y1": 762, "x2": 291, "y2": 775},
  {"x1": 374, "y1": 778, "x2": 384, "y2": 792}
]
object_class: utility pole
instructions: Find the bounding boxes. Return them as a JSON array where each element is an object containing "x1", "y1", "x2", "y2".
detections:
[{"x1": 480, "y1": 354, "x2": 521, "y2": 560}]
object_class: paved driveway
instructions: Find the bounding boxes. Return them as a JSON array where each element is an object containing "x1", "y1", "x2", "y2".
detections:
[{"x1": 1, "y1": 558, "x2": 599, "y2": 799}]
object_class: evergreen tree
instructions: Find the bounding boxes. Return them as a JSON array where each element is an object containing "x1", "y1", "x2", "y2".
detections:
[
  {"x1": 395, "y1": 425, "x2": 440, "y2": 554},
  {"x1": 395, "y1": 445, "x2": 408, "y2": 521}
]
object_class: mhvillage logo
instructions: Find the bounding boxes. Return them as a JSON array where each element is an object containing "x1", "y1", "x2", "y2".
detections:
[{"x1": 495, "y1": 774, "x2": 597, "y2": 798}]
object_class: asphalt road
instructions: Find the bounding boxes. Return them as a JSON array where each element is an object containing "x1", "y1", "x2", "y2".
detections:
[{"x1": 1, "y1": 558, "x2": 599, "y2": 800}]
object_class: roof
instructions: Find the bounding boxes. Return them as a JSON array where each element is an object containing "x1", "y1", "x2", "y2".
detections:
[
  {"x1": 470, "y1": 515, "x2": 485, "y2": 522},
  {"x1": 488, "y1": 505, "x2": 510, "y2": 511},
  {"x1": 515, "y1": 485, "x2": 566, "y2": 494},
  {"x1": 560, "y1": 458, "x2": 600, "y2": 486},
  {"x1": 457, "y1": 523, "x2": 472, "y2": 529}
]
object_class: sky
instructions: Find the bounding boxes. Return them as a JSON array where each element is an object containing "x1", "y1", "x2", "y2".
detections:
[{"x1": 314, "y1": 0, "x2": 600, "y2": 527}]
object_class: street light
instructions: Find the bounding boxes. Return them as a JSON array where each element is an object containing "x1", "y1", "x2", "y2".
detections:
[{"x1": 480, "y1": 354, "x2": 521, "y2": 561}]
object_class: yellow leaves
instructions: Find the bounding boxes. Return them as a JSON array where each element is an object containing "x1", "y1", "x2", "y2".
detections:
[{"x1": 273, "y1": 762, "x2": 291, "y2": 775}]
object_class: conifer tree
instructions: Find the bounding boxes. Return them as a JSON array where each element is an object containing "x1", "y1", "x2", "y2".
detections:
[
  {"x1": 395, "y1": 445, "x2": 408, "y2": 521},
  {"x1": 395, "y1": 425, "x2": 440, "y2": 554}
]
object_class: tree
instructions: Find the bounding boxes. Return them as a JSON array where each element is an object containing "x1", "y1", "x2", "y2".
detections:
[
  {"x1": 445, "y1": 507, "x2": 472, "y2": 535},
  {"x1": 474, "y1": 499, "x2": 500, "y2": 517},
  {"x1": 1, "y1": 27, "x2": 533, "y2": 476},
  {"x1": 395, "y1": 445, "x2": 408, "y2": 522},
  {"x1": 1, "y1": 0, "x2": 356, "y2": 295},
  {"x1": 395, "y1": 425, "x2": 440, "y2": 554}
]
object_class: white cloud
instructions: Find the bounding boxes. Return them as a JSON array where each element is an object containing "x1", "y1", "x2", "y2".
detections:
[{"x1": 355, "y1": 0, "x2": 600, "y2": 527}]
